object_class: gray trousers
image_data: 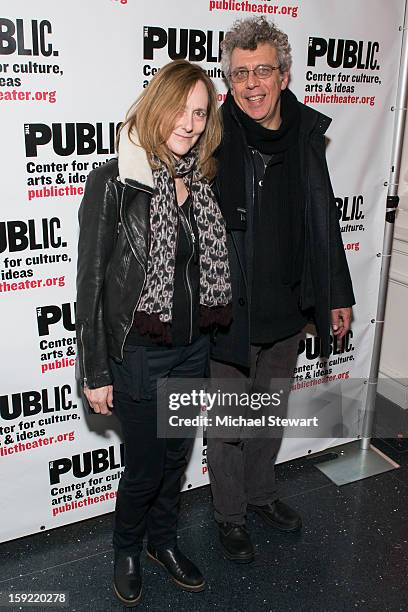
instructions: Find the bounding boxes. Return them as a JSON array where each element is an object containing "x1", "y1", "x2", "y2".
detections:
[{"x1": 207, "y1": 330, "x2": 304, "y2": 525}]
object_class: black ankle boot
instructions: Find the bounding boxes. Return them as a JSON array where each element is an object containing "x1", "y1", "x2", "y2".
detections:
[
  {"x1": 218, "y1": 523, "x2": 255, "y2": 563},
  {"x1": 147, "y1": 545, "x2": 205, "y2": 592},
  {"x1": 113, "y1": 552, "x2": 142, "y2": 607},
  {"x1": 247, "y1": 500, "x2": 302, "y2": 532}
]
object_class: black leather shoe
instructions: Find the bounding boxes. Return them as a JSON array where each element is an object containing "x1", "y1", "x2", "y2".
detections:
[
  {"x1": 218, "y1": 523, "x2": 255, "y2": 563},
  {"x1": 146, "y1": 545, "x2": 205, "y2": 592},
  {"x1": 247, "y1": 500, "x2": 302, "y2": 532},
  {"x1": 113, "y1": 553, "x2": 142, "y2": 607}
]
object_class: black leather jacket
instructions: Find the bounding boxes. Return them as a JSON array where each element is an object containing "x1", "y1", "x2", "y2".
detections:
[
  {"x1": 76, "y1": 127, "x2": 211, "y2": 390},
  {"x1": 76, "y1": 158, "x2": 154, "y2": 389}
]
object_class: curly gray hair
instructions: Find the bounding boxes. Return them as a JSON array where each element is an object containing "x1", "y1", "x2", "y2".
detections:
[{"x1": 221, "y1": 17, "x2": 292, "y2": 82}]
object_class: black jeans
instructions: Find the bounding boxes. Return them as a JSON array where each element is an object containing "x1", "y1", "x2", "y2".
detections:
[
  {"x1": 111, "y1": 334, "x2": 209, "y2": 554},
  {"x1": 207, "y1": 330, "x2": 304, "y2": 525}
]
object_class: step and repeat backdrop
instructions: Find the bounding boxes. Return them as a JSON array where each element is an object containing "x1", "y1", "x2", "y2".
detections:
[{"x1": 0, "y1": 0, "x2": 406, "y2": 542}]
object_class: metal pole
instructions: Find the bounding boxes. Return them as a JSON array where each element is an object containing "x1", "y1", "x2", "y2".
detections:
[{"x1": 361, "y1": 1, "x2": 408, "y2": 450}]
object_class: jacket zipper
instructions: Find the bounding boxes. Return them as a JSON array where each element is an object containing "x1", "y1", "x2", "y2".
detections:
[
  {"x1": 248, "y1": 149, "x2": 255, "y2": 305},
  {"x1": 80, "y1": 322, "x2": 88, "y2": 386},
  {"x1": 119, "y1": 185, "x2": 148, "y2": 361},
  {"x1": 185, "y1": 248, "x2": 194, "y2": 343},
  {"x1": 247, "y1": 150, "x2": 256, "y2": 353},
  {"x1": 120, "y1": 278, "x2": 146, "y2": 361},
  {"x1": 299, "y1": 133, "x2": 311, "y2": 310},
  {"x1": 175, "y1": 176, "x2": 195, "y2": 343},
  {"x1": 178, "y1": 203, "x2": 196, "y2": 244},
  {"x1": 234, "y1": 146, "x2": 254, "y2": 364},
  {"x1": 178, "y1": 203, "x2": 195, "y2": 344}
]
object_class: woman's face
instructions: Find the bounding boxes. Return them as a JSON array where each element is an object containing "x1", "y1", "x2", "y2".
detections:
[{"x1": 166, "y1": 80, "x2": 209, "y2": 159}]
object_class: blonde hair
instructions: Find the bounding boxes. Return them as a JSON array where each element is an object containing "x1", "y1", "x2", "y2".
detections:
[{"x1": 119, "y1": 60, "x2": 222, "y2": 180}]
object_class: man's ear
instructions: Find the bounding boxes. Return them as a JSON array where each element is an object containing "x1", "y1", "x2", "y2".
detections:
[{"x1": 280, "y1": 71, "x2": 290, "y2": 91}]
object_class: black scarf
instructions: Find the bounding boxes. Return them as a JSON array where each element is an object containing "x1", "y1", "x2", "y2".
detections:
[{"x1": 218, "y1": 88, "x2": 304, "y2": 286}]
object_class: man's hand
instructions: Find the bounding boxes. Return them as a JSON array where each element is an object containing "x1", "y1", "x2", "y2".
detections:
[
  {"x1": 84, "y1": 385, "x2": 113, "y2": 415},
  {"x1": 331, "y1": 307, "x2": 352, "y2": 339}
]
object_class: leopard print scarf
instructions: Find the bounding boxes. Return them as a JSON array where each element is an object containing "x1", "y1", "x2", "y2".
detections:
[{"x1": 137, "y1": 150, "x2": 232, "y2": 323}]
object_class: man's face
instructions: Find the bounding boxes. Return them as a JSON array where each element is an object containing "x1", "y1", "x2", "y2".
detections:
[{"x1": 230, "y1": 43, "x2": 289, "y2": 130}]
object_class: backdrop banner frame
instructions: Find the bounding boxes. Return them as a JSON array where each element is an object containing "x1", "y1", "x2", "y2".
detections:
[{"x1": 361, "y1": 0, "x2": 408, "y2": 448}]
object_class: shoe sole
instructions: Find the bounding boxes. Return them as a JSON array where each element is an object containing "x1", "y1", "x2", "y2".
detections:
[
  {"x1": 146, "y1": 551, "x2": 206, "y2": 593},
  {"x1": 113, "y1": 582, "x2": 142, "y2": 608},
  {"x1": 249, "y1": 507, "x2": 302, "y2": 532}
]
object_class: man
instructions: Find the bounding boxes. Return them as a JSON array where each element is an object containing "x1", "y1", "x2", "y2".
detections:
[{"x1": 208, "y1": 17, "x2": 355, "y2": 563}]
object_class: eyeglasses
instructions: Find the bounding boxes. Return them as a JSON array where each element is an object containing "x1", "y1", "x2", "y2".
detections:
[{"x1": 229, "y1": 64, "x2": 281, "y2": 83}]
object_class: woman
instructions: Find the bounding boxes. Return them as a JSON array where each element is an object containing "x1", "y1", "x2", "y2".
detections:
[{"x1": 76, "y1": 60, "x2": 231, "y2": 607}]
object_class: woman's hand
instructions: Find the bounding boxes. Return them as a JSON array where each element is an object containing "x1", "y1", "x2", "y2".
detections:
[{"x1": 84, "y1": 385, "x2": 113, "y2": 415}]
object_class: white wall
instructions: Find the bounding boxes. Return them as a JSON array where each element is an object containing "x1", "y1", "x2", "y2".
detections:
[{"x1": 379, "y1": 116, "x2": 408, "y2": 408}]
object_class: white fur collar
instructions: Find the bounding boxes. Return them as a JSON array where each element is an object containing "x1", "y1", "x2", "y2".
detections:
[{"x1": 117, "y1": 125, "x2": 154, "y2": 188}]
